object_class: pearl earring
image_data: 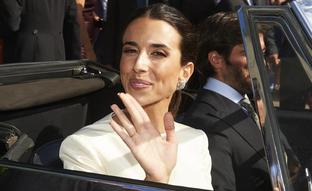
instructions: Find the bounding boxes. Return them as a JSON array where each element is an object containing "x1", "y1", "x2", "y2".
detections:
[{"x1": 176, "y1": 80, "x2": 186, "y2": 90}]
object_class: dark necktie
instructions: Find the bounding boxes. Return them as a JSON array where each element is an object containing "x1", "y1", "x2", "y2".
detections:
[{"x1": 239, "y1": 97, "x2": 261, "y2": 128}]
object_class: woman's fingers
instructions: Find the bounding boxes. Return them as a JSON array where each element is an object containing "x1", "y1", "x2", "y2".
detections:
[
  {"x1": 110, "y1": 104, "x2": 136, "y2": 137},
  {"x1": 111, "y1": 93, "x2": 177, "y2": 183},
  {"x1": 118, "y1": 93, "x2": 151, "y2": 132},
  {"x1": 110, "y1": 119, "x2": 134, "y2": 148},
  {"x1": 163, "y1": 112, "x2": 176, "y2": 143}
]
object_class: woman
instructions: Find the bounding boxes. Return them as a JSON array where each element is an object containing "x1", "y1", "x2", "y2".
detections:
[{"x1": 59, "y1": 3, "x2": 213, "y2": 190}]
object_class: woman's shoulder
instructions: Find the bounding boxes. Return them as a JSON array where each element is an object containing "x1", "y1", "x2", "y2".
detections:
[
  {"x1": 76, "y1": 113, "x2": 114, "y2": 134},
  {"x1": 174, "y1": 122, "x2": 208, "y2": 143},
  {"x1": 174, "y1": 122, "x2": 205, "y2": 134},
  {"x1": 60, "y1": 113, "x2": 122, "y2": 155},
  {"x1": 62, "y1": 113, "x2": 115, "y2": 144}
]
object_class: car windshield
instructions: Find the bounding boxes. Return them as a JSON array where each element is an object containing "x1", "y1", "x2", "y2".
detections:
[{"x1": 292, "y1": 0, "x2": 312, "y2": 40}]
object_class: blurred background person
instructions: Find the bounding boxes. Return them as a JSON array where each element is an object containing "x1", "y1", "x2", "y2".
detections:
[
  {"x1": 181, "y1": 12, "x2": 272, "y2": 191},
  {"x1": 75, "y1": 0, "x2": 97, "y2": 61},
  {"x1": 0, "y1": 0, "x2": 81, "y2": 63}
]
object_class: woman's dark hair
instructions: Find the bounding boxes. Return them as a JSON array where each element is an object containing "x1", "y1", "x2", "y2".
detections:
[{"x1": 122, "y1": 3, "x2": 197, "y2": 117}]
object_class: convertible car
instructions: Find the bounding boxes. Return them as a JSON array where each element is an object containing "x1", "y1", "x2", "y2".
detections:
[{"x1": 0, "y1": 1, "x2": 311, "y2": 190}]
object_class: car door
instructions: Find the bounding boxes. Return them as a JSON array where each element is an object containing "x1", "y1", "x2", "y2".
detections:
[{"x1": 238, "y1": 1, "x2": 312, "y2": 190}]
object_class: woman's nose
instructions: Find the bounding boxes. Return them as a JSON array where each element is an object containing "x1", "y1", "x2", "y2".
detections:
[{"x1": 133, "y1": 52, "x2": 149, "y2": 73}]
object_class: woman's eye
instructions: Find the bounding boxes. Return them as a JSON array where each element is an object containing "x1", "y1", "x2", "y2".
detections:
[
  {"x1": 151, "y1": 51, "x2": 166, "y2": 58},
  {"x1": 123, "y1": 48, "x2": 137, "y2": 54}
]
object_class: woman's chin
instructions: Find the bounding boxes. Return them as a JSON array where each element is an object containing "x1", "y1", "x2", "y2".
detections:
[{"x1": 127, "y1": 92, "x2": 148, "y2": 106}]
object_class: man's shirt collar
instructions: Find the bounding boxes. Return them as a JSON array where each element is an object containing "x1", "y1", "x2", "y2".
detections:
[{"x1": 203, "y1": 77, "x2": 244, "y2": 104}]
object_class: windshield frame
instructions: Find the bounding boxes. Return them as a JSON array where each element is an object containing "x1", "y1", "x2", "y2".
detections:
[
  {"x1": 238, "y1": 4, "x2": 312, "y2": 191},
  {"x1": 291, "y1": 0, "x2": 312, "y2": 41}
]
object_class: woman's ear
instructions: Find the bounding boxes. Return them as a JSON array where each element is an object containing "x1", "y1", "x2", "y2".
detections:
[{"x1": 179, "y1": 62, "x2": 194, "y2": 82}]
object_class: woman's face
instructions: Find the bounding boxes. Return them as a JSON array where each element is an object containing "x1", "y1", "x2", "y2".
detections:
[{"x1": 120, "y1": 17, "x2": 192, "y2": 107}]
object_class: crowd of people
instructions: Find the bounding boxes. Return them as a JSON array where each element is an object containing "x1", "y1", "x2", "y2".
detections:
[
  {"x1": 0, "y1": 0, "x2": 300, "y2": 191},
  {"x1": 0, "y1": 0, "x2": 287, "y2": 66}
]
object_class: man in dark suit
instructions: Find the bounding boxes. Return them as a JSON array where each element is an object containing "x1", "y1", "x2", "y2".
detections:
[
  {"x1": 0, "y1": 0, "x2": 80, "y2": 63},
  {"x1": 181, "y1": 12, "x2": 272, "y2": 191}
]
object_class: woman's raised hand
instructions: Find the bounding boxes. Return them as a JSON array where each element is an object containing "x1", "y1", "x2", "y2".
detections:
[{"x1": 110, "y1": 93, "x2": 177, "y2": 183}]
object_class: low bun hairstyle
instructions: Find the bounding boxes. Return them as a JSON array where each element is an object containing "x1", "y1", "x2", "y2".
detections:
[{"x1": 122, "y1": 3, "x2": 198, "y2": 117}]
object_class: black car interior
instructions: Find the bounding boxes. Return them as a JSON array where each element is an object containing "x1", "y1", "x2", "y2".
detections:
[{"x1": 0, "y1": 60, "x2": 122, "y2": 168}]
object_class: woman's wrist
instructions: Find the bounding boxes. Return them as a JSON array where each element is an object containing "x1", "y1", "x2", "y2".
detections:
[{"x1": 144, "y1": 173, "x2": 170, "y2": 184}]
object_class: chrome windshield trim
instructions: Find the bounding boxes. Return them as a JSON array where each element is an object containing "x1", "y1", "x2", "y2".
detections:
[
  {"x1": 291, "y1": 0, "x2": 312, "y2": 40},
  {"x1": 238, "y1": 6, "x2": 298, "y2": 191}
]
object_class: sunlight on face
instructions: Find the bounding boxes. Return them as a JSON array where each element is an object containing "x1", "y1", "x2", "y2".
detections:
[
  {"x1": 226, "y1": 33, "x2": 265, "y2": 94},
  {"x1": 120, "y1": 17, "x2": 183, "y2": 108}
]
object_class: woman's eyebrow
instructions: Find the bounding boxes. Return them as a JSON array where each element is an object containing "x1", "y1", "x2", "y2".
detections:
[
  {"x1": 151, "y1": 43, "x2": 170, "y2": 50},
  {"x1": 123, "y1": 41, "x2": 171, "y2": 50},
  {"x1": 123, "y1": 41, "x2": 138, "y2": 47}
]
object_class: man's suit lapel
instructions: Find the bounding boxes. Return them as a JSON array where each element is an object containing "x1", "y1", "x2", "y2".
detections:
[{"x1": 196, "y1": 90, "x2": 265, "y2": 155}]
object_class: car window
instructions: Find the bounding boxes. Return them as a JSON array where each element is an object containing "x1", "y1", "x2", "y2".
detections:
[
  {"x1": 238, "y1": 5, "x2": 312, "y2": 191},
  {"x1": 257, "y1": 21, "x2": 312, "y2": 191}
]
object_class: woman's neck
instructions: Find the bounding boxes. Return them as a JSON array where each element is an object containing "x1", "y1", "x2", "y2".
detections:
[
  {"x1": 143, "y1": 99, "x2": 170, "y2": 134},
  {"x1": 112, "y1": 97, "x2": 172, "y2": 134}
]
